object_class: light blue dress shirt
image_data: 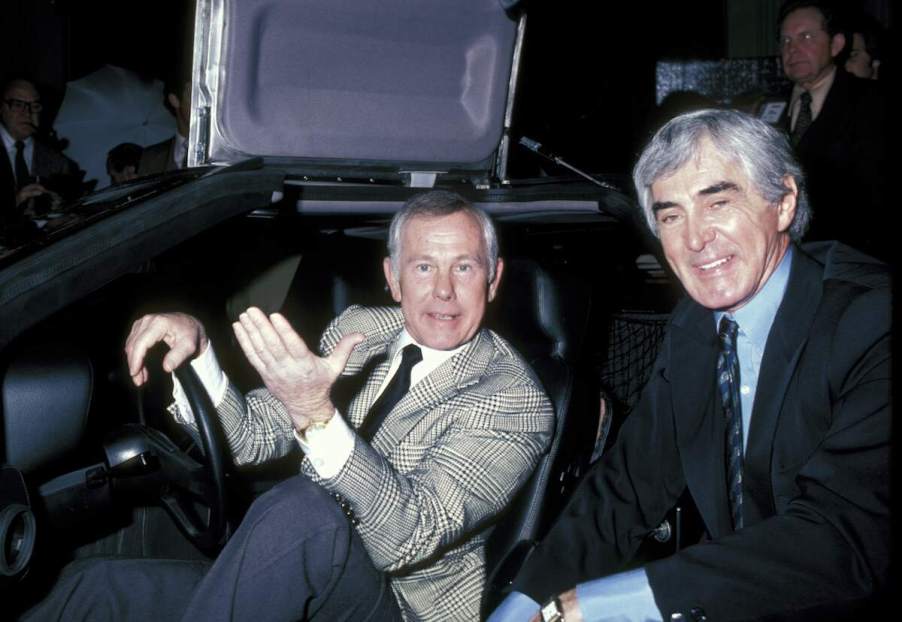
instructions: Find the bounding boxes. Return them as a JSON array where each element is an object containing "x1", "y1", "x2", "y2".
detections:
[{"x1": 488, "y1": 248, "x2": 794, "y2": 622}]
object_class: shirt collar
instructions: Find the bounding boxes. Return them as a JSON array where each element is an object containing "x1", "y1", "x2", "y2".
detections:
[
  {"x1": 791, "y1": 64, "x2": 836, "y2": 120},
  {"x1": 1, "y1": 124, "x2": 27, "y2": 152},
  {"x1": 715, "y1": 245, "x2": 793, "y2": 348},
  {"x1": 391, "y1": 328, "x2": 467, "y2": 370}
]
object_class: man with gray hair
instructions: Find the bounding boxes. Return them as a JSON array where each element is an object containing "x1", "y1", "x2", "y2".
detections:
[
  {"x1": 25, "y1": 190, "x2": 553, "y2": 621},
  {"x1": 490, "y1": 109, "x2": 890, "y2": 621}
]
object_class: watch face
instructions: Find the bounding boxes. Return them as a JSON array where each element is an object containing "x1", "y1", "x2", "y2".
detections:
[{"x1": 541, "y1": 600, "x2": 561, "y2": 622}]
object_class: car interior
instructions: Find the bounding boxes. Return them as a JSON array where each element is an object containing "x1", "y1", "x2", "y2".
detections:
[
  {"x1": 1, "y1": 182, "x2": 695, "y2": 616},
  {"x1": 1, "y1": 0, "x2": 698, "y2": 614}
]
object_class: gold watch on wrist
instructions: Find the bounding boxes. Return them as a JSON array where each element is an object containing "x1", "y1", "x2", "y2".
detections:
[
  {"x1": 540, "y1": 596, "x2": 564, "y2": 622},
  {"x1": 297, "y1": 414, "x2": 333, "y2": 439}
]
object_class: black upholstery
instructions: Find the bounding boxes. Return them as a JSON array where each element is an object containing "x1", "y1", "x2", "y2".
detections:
[
  {"x1": 278, "y1": 233, "x2": 393, "y2": 344},
  {"x1": 481, "y1": 258, "x2": 595, "y2": 613}
]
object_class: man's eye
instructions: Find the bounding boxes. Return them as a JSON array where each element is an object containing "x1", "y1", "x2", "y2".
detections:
[
  {"x1": 456, "y1": 264, "x2": 472, "y2": 273},
  {"x1": 416, "y1": 264, "x2": 431, "y2": 273},
  {"x1": 658, "y1": 213, "x2": 680, "y2": 225},
  {"x1": 711, "y1": 200, "x2": 729, "y2": 209}
]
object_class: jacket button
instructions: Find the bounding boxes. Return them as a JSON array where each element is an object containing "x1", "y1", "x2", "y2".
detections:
[{"x1": 690, "y1": 607, "x2": 707, "y2": 621}]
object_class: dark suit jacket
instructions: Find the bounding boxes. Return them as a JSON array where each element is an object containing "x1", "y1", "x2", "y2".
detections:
[
  {"x1": 2, "y1": 138, "x2": 76, "y2": 223},
  {"x1": 786, "y1": 70, "x2": 888, "y2": 258},
  {"x1": 513, "y1": 242, "x2": 891, "y2": 620},
  {"x1": 137, "y1": 136, "x2": 179, "y2": 177}
]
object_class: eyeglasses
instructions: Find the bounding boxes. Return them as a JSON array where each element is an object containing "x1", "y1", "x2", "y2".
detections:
[
  {"x1": 779, "y1": 30, "x2": 825, "y2": 48},
  {"x1": 3, "y1": 98, "x2": 43, "y2": 113}
]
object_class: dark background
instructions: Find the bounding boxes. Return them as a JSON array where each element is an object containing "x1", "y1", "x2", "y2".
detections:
[
  {"x1": 1, "y1": 0, "x2": 892, "y2": 179},
  {"x1": 1, "y1": 0, "x2": 734, "y2": 180}
]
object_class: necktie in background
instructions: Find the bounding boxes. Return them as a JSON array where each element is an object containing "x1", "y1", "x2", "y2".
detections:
[
  {"x1": 717, "y1": 316, "x2": 744, "y2": 530},
  {"x1": 791, "y1": 91, "x2": 812, "y2": 146},
  {"x1": 14, "y1": 140, "x2": 30, "y2": 189},
  {"x1": 359, "y1": 344, "x2": 423, "y2": 442}
]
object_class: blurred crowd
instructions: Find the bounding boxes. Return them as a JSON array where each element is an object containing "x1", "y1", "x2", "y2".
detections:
[
  {"x1": 1, "y1": 70, "x2": 190, "y2": 248},
  {"x1": 2, "y1": 0, "x2": 893, "y2": 261}
]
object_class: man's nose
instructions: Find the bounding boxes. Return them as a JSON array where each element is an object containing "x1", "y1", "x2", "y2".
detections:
[
  {"x1": 433, "y1": 270, "x2": 454, "y2": 300},
  {"x1": 685, "y1": 216, "x2": 714, "y2": 251}
]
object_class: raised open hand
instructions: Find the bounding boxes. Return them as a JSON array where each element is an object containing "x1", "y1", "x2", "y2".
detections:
[{"x1": 232, "y1": 307, "x2": 364, "y2": 431}]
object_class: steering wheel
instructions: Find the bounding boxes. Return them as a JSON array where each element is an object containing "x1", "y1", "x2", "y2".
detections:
[
  {"x1": 105, "y1": 365, "x2": 231, "y2": 555},
  {"x1": 167, "y1": 365, "x2": 231, "y2": 552}
]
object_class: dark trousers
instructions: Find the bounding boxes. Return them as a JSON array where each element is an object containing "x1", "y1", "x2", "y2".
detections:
[{"x1": 21, "y1": 475, "x2": 403, "y2": 622}]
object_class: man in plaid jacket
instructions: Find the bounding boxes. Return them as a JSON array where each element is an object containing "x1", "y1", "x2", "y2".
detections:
[{"x1": 26, "y1": 191, "x2": 553, "y2": 621}]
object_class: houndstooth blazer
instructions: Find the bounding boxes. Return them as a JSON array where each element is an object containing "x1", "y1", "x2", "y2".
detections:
[{"x1": 212, "y1": 305, "x2": 554, "y2": 621}]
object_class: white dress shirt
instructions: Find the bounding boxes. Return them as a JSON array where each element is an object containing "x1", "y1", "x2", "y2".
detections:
[{"x1": 172, "y1": 328, "x2": 465, "y2": 479}]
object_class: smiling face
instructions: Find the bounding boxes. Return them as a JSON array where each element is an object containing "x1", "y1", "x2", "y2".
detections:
[
  {"x1": 384, "y1": 211, "x2": 503, "y2": 350},
  {"x1": 780, "y1": 7, "x2": 845, "y2": 88},
  {"x1": 652, "y1": 139, "x2": 796, "y2": 312}
]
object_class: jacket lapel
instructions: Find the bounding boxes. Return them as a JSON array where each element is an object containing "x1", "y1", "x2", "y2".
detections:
[
  {"x1": 670, "y1": 303, "x2": 735, "y2": 537},
  {"x1": 340, "y1": 315, "x2": 401, "y2": 428},
  {"x1": 742, "y1": 247, "x2": 822, "y2": 524},
  {"x1": 798, "y1": 69, "x2": 851, "y2": 154},
  {"x1": 369, "y1": 328, "x2": 494, "y2": 450}
]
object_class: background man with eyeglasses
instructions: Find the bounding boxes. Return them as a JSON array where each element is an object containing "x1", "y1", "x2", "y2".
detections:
[
  {"x1": 776, "y1": 0, "x2": 888, "y2": 260},
  {"x1": 1, "y1": 77, "x2": 77, "y2": 222}
]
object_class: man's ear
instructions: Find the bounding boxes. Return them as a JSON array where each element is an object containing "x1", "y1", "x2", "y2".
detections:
[
  {"x1": 383, "y1": 257, "x2": 402, "y2": 303},
  {"x1": 776, "y1": 175, "x2": 798, "y2": 233},
  {"x1": 487, "y1": 258, "x2": 504, "y2": 302},
  {"x1": 830, "y1": 32, "x2": 846, "y2": 58}
]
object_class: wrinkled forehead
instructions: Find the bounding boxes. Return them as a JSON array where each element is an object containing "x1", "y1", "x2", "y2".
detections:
[
  {"x1": 401, "y1": 211, "x2": 487, "y2": 254},
  {"x1": 653, "y1": 138, "x2": 749, "y2": 194},
  {"x1": 781, "y1": 7, "x2": 828, "y2": 35},
  {"x1": 3, "y1": 81, "x2": 40, "y2": 102}
]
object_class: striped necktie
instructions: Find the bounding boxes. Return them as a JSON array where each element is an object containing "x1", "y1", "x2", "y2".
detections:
[
  {"x1": 717, "y1": 316, "x2": 744, "y2": 530},
  {"x1": 791, "y1": 91, "x2": 812, "y2": 146}
]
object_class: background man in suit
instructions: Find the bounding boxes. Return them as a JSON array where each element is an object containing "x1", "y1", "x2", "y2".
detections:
[
  {"x1": 24, "y1": 190, "x2": 553, "y2": 621},
  {"x1": 490, "y1": 109, "x2": 890, "y2": 621},
  {"x1": 1, "y1": 78, "x2": 77, "y2": 217},
  {"x1": 777, "y1": 0, "x2": 888, "y2": 259},
  {"x1": 137, "y1": 77, "x2": 190, "y2": 176}
]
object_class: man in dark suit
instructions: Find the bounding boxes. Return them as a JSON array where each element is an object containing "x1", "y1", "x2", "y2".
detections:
[
  {"x1": 490, "y1": 109, "x2": 890, "y2": 621},
  {"x1": 137, "y1": 79, "x2": 190, "y2": 177},
  {"x1": 23, "y1": 191, "x2": 554, "y2": 621},
  {"x1": 1, "y1": 78, "x2": 77, "y2": 219},
  {"x1": 778, "y1": 0, "x2": 888, "y2": 259}
]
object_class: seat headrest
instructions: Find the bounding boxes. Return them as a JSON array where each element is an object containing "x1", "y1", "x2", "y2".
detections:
[{"x1": 487, "y1": 258, "x2": 586, "y2": 363}]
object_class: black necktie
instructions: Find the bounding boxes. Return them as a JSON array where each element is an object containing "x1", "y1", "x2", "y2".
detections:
[
  {"x1": 717, "y1": 316, "x2": 744, "y2": 530},
  {"x1": 14, "y1": 140, "x2": 30, "y2": 189},
  {"x1": 791, "y1": 91, "x2": 812, "y2": 146},
  {"x1": 359, "y1": 344, "x2": 422, "y2": 442}
]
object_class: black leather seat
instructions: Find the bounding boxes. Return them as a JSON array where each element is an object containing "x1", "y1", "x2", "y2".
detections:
[{"x1": 481, "y1": 257, "x2": 596, "y2": 614}]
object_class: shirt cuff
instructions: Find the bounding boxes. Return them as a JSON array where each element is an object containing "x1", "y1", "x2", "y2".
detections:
[
  {"x1": 575, "y1": 568, "x2": 663, "y2": 622},
  {"x1": 171, "y1": 340, "x2": 228, "y2": 425},
  {"x1": 485, "y1": 591, "x2": 540, "y2": 622},
  {"x1": 293, "y1": 411, "x2": 355, "y2": 479}
]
